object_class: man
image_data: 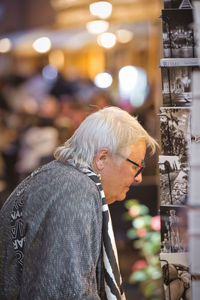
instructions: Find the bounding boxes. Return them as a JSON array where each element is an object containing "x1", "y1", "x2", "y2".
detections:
[{"x1": 0, "y1": 107, "x2": 158, "y2": 299}]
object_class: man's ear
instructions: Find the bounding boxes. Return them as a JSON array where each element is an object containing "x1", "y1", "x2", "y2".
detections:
[{"x1": 93, "y1": 148, "x2": 110, "y2": 171}]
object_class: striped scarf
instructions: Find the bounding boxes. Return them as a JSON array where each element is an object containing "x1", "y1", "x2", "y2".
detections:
[{"x1": 82, "y1": 168, "x2": 126, "y2": 300}]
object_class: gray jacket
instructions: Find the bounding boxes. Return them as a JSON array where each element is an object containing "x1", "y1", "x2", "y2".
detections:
[{"x1": 0, "y1": 160, "x2": 103, "y2": 300}]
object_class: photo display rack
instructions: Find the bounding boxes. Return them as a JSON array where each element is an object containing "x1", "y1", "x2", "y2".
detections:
[{"x1": 158, "y1": 0, "x2": 200, "y2": 299}]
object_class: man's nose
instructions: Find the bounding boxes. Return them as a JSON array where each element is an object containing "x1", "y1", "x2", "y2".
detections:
[{"x1": 134, "y1": 172, "x2": 143, "y2": 184}]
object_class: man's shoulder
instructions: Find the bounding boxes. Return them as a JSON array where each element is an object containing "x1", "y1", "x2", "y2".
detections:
[
  {"x1": 24, "y1": 160, "x2": 91, "y2": 186},
  {"x1": 0, "y1": 160, "x2": 100, "y2": 217},
  {"x1": 35, "y1": 161, "x2": 101, "y2": 206},
  {"x1": 42, "y1": 160, "x2": 98, "y2": 190}
]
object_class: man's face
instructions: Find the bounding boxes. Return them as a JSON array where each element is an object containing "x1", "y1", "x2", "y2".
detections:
[{"x1": 100, "y1": 139, "x2": 146, "y2": 204}]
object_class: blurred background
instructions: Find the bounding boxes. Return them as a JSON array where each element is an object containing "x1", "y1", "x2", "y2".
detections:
[{"x1": 0, "y1": 0, "x2": 163, "y2": 298}]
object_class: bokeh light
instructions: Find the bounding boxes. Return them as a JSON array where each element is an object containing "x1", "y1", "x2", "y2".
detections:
[
  {"x1": 89, "y1": 1, "x2": 112, "y2": 19},
  {"x1": 94, "y1": 72, "x2": 113, "y2": 88},
  {"x1": 0, "y1": 38, "x2": 12, "y2": 53},
  {"x1": 119, "y1": 65, "x2": 149, "y2": 107},
  {"x1": 116, "y1": 29, "x2": 134, "y2": 43},
  {"x1": 97, "y1": 32, "x2": 116, "y2": 48},
  {"x1": 86, "y1": 20, "x2": 109, "y2": 35},
  {"x1": 42, "y1": 64, "x2": 58, "y2": 82},
  {"x1": 119, "y1": 65, "x2": 138, "y2": 97},
  {"x1": 33, "y1": 37, "x2": 51, "y2": 53}
]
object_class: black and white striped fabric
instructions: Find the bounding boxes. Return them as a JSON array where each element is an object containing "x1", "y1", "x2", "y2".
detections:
[{"x1": 82, "y1": 168, "x2": 126, "y2": 300}]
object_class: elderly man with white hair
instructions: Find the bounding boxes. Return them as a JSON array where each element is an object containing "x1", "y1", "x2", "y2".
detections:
[{"x1": 0, "y1": 107, "x2": 158, "y2": 300}]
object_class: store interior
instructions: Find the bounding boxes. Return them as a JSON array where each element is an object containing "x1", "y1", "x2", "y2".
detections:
[{"x1": 0, "y1": 0, "x2": 163, "y2": 299}]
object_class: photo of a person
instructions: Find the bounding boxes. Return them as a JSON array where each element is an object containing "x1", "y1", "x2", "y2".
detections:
[{"x1": 160, "y1": 206, "x2": 188, "y2": 253}]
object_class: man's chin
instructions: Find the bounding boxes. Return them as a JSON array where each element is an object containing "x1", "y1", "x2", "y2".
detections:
[
  {"x1": 117, "y1": 193, "x2": 127, "y2": 202},
  {"x1": 107, "y1": 192, "x2": 127, "y2": 204}
]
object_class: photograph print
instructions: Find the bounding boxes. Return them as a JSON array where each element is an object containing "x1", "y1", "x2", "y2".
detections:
[
  {"x1": 160, "y1": 252, "x2": 191, "y2": 300},
  {"x1": 160, "y1": 205, "x2": 188, "y2": 253},
  {"x1": 164, "y1": 0, "x2": 192, "y2": 9},
  {"x1": 159, "y1": 107, "x2": 191, "y2": 156},
  {"x1": 162, "y1": 9, "x2": 195, "y2": 58},
  {"x1": 159, "y1": 155, "x2": 188, "y2": 206},
  {"x1": 161, "y1": 65, "x2": 193, "y2": 106}
]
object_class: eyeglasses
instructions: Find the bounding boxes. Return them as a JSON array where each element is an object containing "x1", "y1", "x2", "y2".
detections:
[
  {"x1": 116, "y1": 153, "x2": 145, "y2": 178},
  {"x1": 126, "y1": 158, "x2": 145, "y2": 178}
]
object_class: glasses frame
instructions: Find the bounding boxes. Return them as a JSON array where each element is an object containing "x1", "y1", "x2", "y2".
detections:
[
  {"x1": 125, "y1": 158, "x2": 145, "y2": 178},
  {"x1": 117, "y1": 153, "x2": 145, "y2": 178}
]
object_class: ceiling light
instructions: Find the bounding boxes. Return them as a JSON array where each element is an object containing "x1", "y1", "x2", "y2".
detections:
[
  {"x1": 32, "y1": 37, "x2": 51, "y2": 53},
  {"x1": 86, "y1": 20, "x2": 109, "y2": 35},
  {"x1": 97, "y1": 32, "x2": 116, "y2": 48},
  {"x1": 89, "y1": 1, "x2": 112, "y2": 19},
  {"x1": 0, "y1": 38, "x2": 12, "y2": 53},
  {"x1": 116, "y1": 29, "x2": 134, "y2": 44}
]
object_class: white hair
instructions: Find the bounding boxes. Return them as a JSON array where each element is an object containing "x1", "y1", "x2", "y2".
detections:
[{"x1": 54, "y1": 106, "x2": 158, "y2": 168}]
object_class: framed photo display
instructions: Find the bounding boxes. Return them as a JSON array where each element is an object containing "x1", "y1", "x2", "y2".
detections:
[
  {"x1": 162, "y1": 8, "x2": 195, "y2": 58},
  {"x1": 159, "y1": 107, "x2": 191, "y2": 156},
  {"x1": 160, "y1": 252, "x2": 190, "y2": 300},
  {"x1": 160, "y1": 205, "x2": 188, "y2": 253},
  {"x1": 160, "y1": 58, "x2": 199, "y2": 106},
  {"x1": 159, "y1": 155, "x2": 188, "y2": 206}
]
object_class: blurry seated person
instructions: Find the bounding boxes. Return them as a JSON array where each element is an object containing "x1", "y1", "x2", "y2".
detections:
[{"x1": 0, "y1": 107, "x2": 157, "y2": 299}]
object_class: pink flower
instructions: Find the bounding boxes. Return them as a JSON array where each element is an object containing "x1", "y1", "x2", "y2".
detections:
[
  {"x1": 137, "y1": 227, "x2": 147, "y2": 237},
  {"x1": 151, "y1": 216, "x2": 161, "y2": 231},
  {"x1": 132, "y1": 260, "x2": 148, "y2": 272}
]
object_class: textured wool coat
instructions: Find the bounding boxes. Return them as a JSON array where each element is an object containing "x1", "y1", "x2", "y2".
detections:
[{"x1": 0, "y1": 160, "x2": 104, "y2": 300}]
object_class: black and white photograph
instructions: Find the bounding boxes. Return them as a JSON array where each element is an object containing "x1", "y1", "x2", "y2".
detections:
[
  {"x1": 159, "y1": 155, "x2": 188, "y2": 205},
  {"x1": 160, "y1": 253, "x2": 190, "y2": 300},
  {"x1": 159, "y1": 107, "x2": 191, "y2": 156},
  {"x1": 162, "y1": 9, "x2": 195, "y2": 58},
  {"x1": 164, "y1": 0, "x2": 192, "y2": 9},
  {"x1": 161, "y1": 65, "x2": 193, "y2": 106},
  {"x1": 160, "y1": 205, "x2": 188, "y2": 253}
]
